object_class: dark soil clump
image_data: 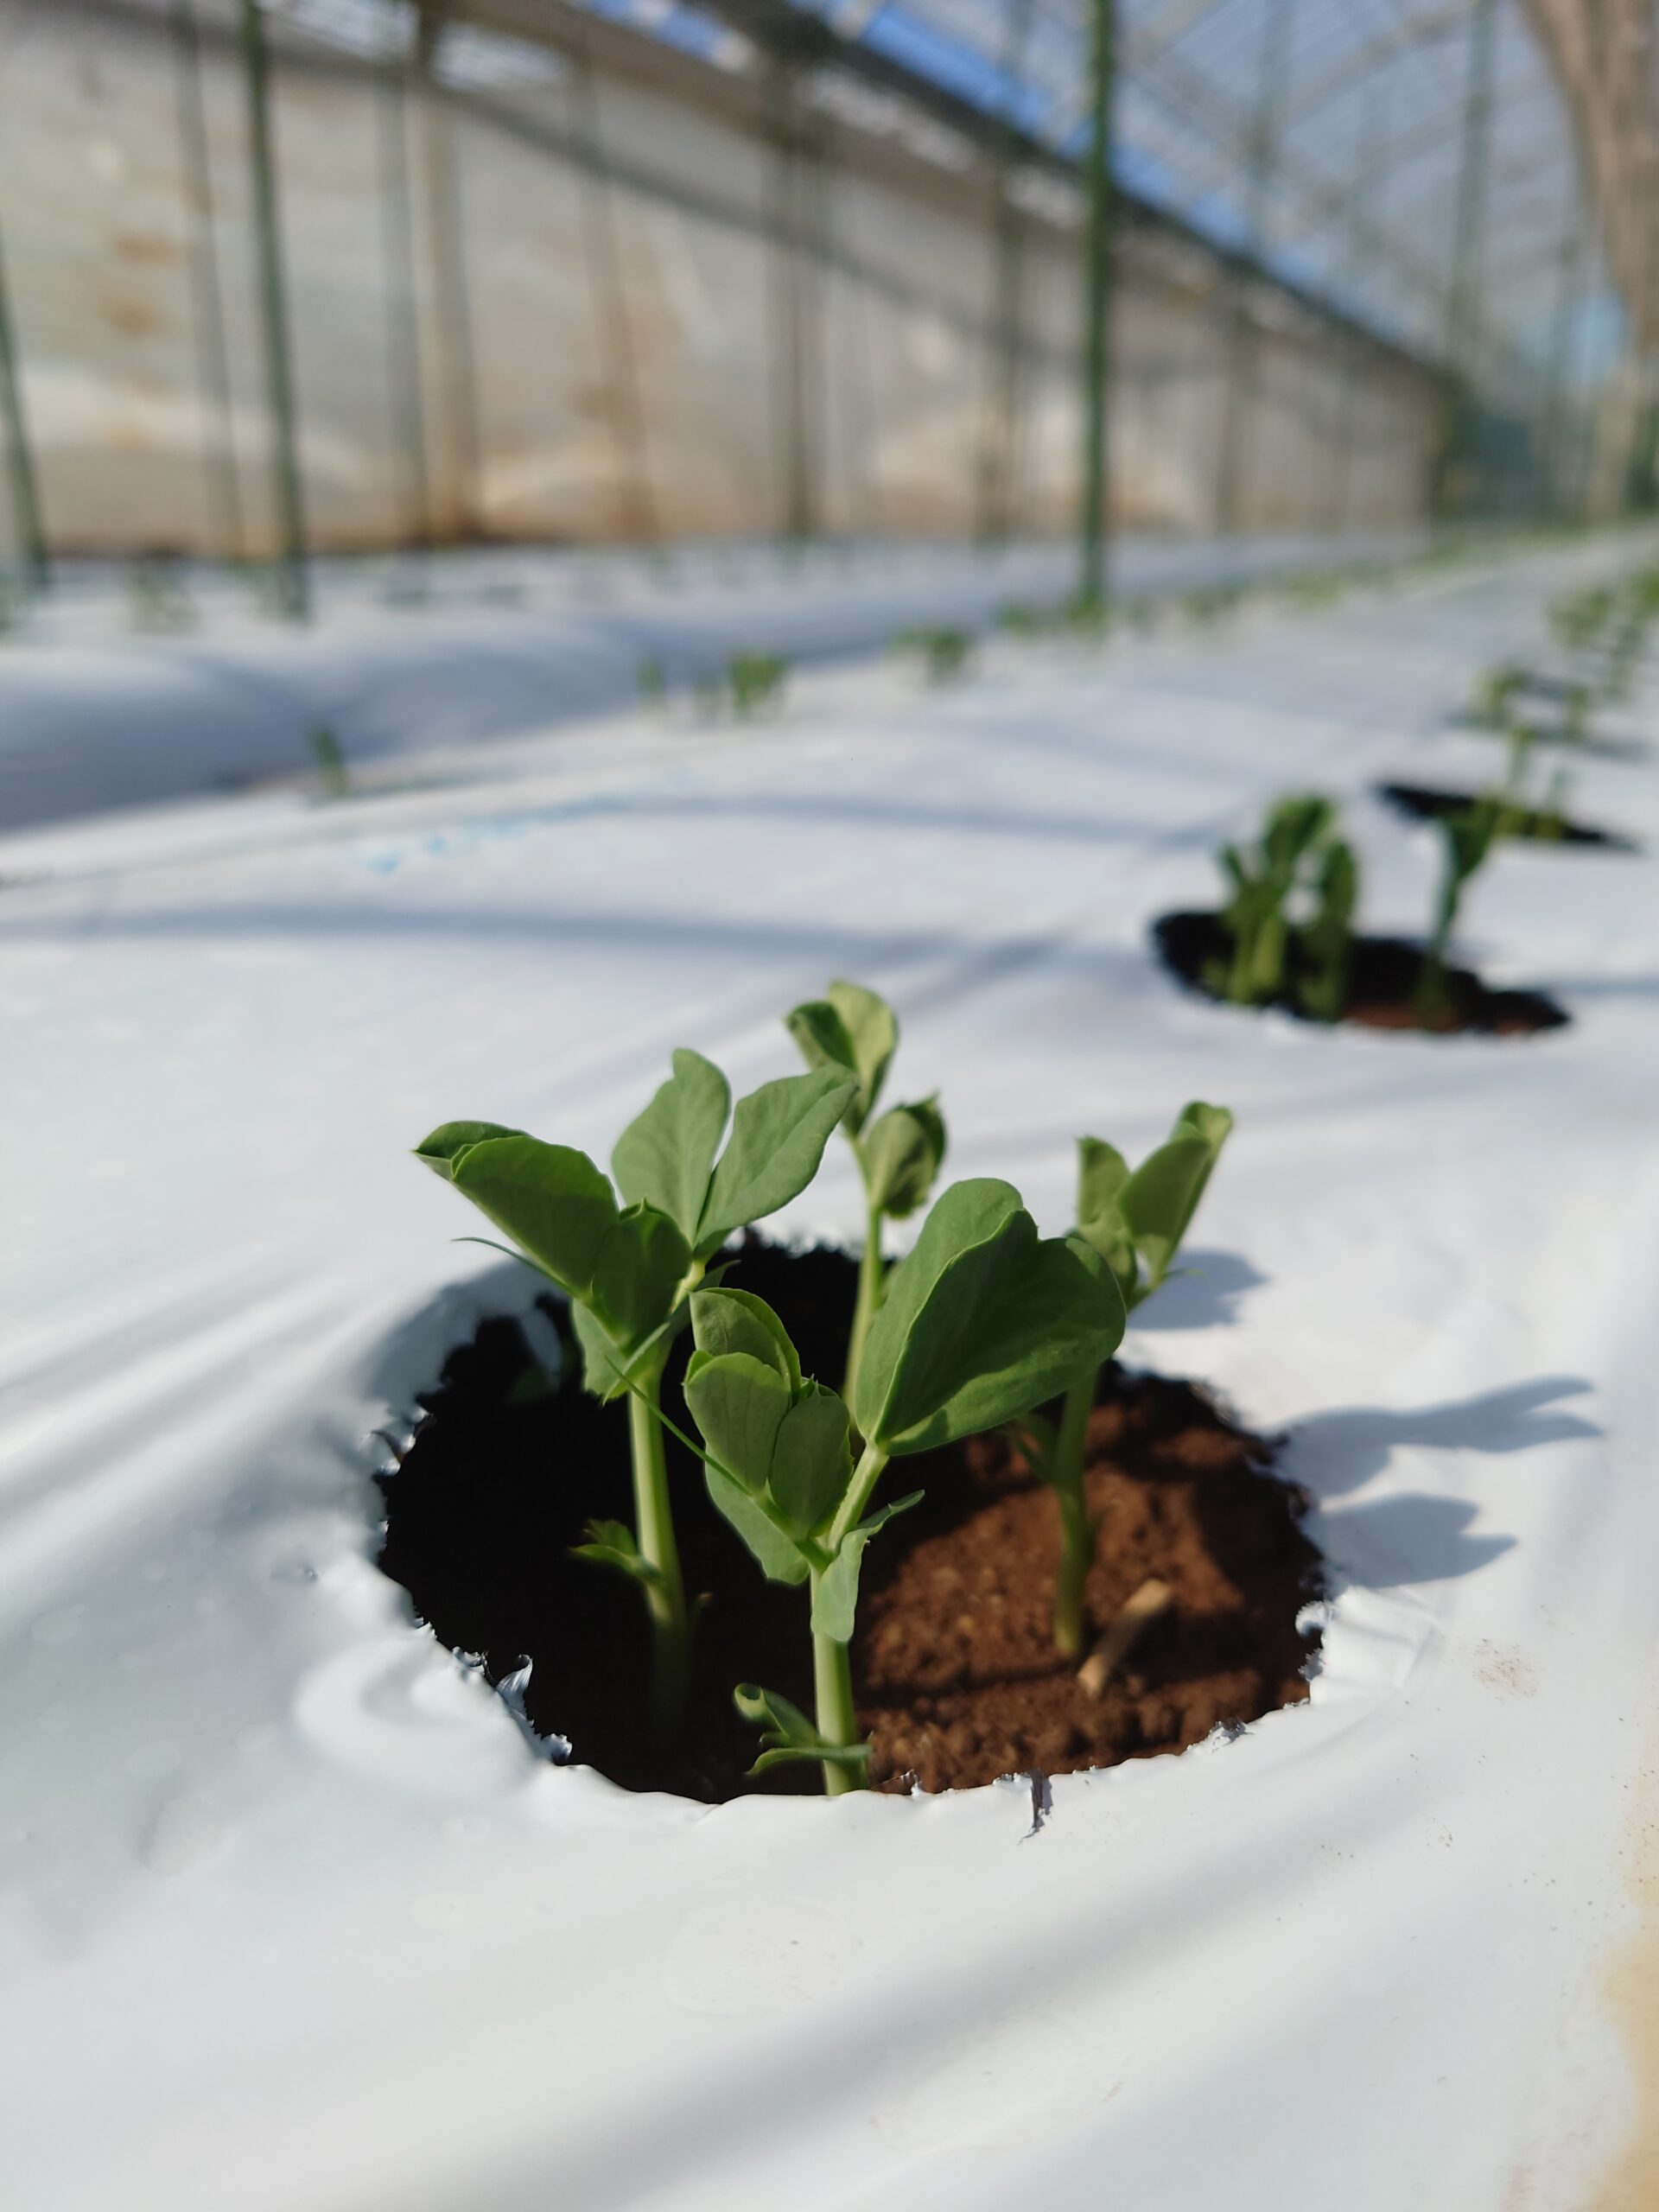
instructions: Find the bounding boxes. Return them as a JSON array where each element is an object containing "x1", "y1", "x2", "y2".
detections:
[
  {"x1": 1153, "y1": 909, "x2": 1568, "y2": 1036},
  {"x1": 1378, "y1": 781, "x2": 1633, "y2": 850},
  {"x1": 378, "y1": 1241, "x2": 1323, "y2": 1802}
]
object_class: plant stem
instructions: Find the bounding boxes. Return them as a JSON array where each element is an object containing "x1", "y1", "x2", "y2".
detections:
[
  {"x1": 1050, "y1": 1367, "x2": 1098, "y2": 1658},
  {"x1": 811, "y1": 1609, "x2": 861, "y2": 1796},
  {"x1": 628, "y1": 1367, "x2": 689, "y2": 1733},
  {"x1": 827, "y1": 1438, "x2": 891, "y2": 1554},
  {"x1": 845, "y1": 1193, "x2": 884, "y2": 1402}
]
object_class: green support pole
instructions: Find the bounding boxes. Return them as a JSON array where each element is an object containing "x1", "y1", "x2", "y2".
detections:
[
  {"x1": 1077, "y1": 0, "x2": 1115, "y2": 615},
  {"x1": 0, "y1": 219, "x2": 47, "y2": 591},
  {"x1": 770, "y1": 56, "x2": 819, "y2": 549},
  {"x1": 1214, "y1": 0, "x2": 1294, "y2": 539},
  {"x1": 415, "y1": 7, "x2": 485, "y2": 541},
  {"x1": 378, "y1": 18, "x2": 433, "y2": 545},
  {"x1": 976, "y1": 0, "x2": 1032, "y2": 544},
  {"x1": 172, "y1": 0, "x2": 245, "y2": 563},
  {"x1": 569, "y1": 41, "x2": 658, "y2": 543},
  {"x1": 238, "y1": 0, "x2": 308, "y2": 618},
  {"x1": 1327, "y1": 82, "x2": 1387, "y2": 535},
  {"x1": 1433, "y1": 0, "x2": 1497, "y2": 518},
  {"x1": 1536, "y1": 202, "x2": 1586, "y2": 520}
]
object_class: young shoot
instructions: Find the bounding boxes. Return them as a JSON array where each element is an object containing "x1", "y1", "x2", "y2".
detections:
[
  {"x1": 893, "y1": 625, "x2": 972, "y2": 683},
  {"x1": 677, "y1": 1179, "x2": 1125, "y2": 1791},
  {"x1": 308, "y1": 723, "x2": 350, "y2": 800},
  {"x1": 1413, "y1": 796, "x2": 1505, "y2": 1028},
  {"x1": 637, "y1": 654, "x2": 667, "y2": 707},
  {"x1": 1017, "y1": 1105, "x2": 1231, "y2": 1658},
  {"x1": 785, "y1": 981, "x2": 946, "y2": 1402},
  {"x1": 414, "y1": 1052, "x2": 856, "y2": 1731},
  {"x1": 728, "y1": 650, "x2": 790, "y2": 717},
  {"x1": 1470, "y1": 662, "x2": 1526, "y2": 731},
  {"x1": 1207, "y1": 794, "x2": 1338, "y2": 1007},
  {"x1": 1296, "y1": 838, "x2": 1357, "y2": 1024}
]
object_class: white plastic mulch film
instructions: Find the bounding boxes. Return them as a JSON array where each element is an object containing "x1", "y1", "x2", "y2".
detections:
[
  {"x1": 4, "y1": 534, "x2": 1659, "y2": 2208},
  {"x1": 12, "y1": 0, "x2": 1620, "y2": 559}
]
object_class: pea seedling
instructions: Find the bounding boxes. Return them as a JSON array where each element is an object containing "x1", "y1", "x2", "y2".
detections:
[
  {"x1": 1016, "y1": 1105, "x2": 1232, "y2": 1656},
  {"x1": 414, "y1": 1053, "x2": 855, "y2": 1728},
  {"x1": 1207, "y1": 794, "x2": 1338, "y2": 1006},
  {"x1": 785, "y1": 981, "x2": 946, "y2": 1400},
  {"x1": 893, "y1": 625, "x2": 973, "y2": 683},
  {"x1": 1296, "y1": 838, "x2": 1358, "y2": 1024},
  {"x1": 1413, "y1": 796, "x2": 1506, "y2": 1028},
  {"x1": 676, "y1": 1179, "x2": 1126, "y2": 1790},
  {"x1": 728, "y1": 650, "x2": 790, "y2": 717},
  {"x1": 308, "y1": 723, "x2": 350, "y2": 801}
]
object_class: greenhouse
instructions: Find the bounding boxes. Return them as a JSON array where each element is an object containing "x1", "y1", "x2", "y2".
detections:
[{"x1": 4, "y1": 3, "x2": 1659, "y2": 2209}]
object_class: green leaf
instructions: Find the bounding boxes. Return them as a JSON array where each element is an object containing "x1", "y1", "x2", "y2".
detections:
[
  {"x1": 687, "y1": 1286, "x2": 801, "y2": 1390},
  {"x1": 749, "y1": 1742, "x2": 871, "y2": 1777},
  {"x1": 1074, "y1": 1136, "x2": 1137, "y2": 1297},
  {"x1": 766, "y1": 1382, "x2": 852, "y2": 1537},
  {"x1": 683, "y1": 1351, "x2": 791, "y2": 1492},
  {"x1": 610, "y1": 1049, "x2": 730, "y2": 1246},
  {"x1": 1118, "y1": 1103, "x2": 1232, "y2": 1299},
  {"x1": 588, "y1": 1203, "x2": 690, "y2": 1346},
  {"x1": 696, "y1": 1066, "x2": 858, "y2": 1255},
  {"x1": 811, "y1": 1491, "x2": 922, "y2": 1642},
  {"x1": 854, "y1": 1179, "x2": 1127, "y2": 1453},
  {"x1": 413, "y1": 1120, "x2": 524, "y2": 1179},
  {"x1": 444, "y1": 1135, "x2": 617, "y2": 1295},
  {"x1": 733, "y1": 1682, "x2": 870, "y2": 1774},
  {"x1": 861, "y1": 1097, "x2": 947, "y2": 1219},
  {"x1": 825, "y1": 981, "x2": 898, "y2": 1125},
  {"x1": 571, "y1": 1518, "x2": 664, "y2": 1590},
  {"x1": 785, "y1": 981, "x2": 897, "y2": 1134},
  {"x1": 569, "y1": 1298, "x2": 673, "y2": 1400},
  {"x1": 704, "y1": 1464, "x2": 810, "y2": 1584}
]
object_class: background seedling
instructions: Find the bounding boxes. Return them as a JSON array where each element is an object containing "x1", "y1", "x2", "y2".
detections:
[
  {"x1": 1207, "y1": 794, "x2": 1338, "y2": 1007},
  {"x1": 636, "y1": 654, "x2": 667, "y2": 706},
  {"x1": 893, "y1": 625, "x2": 972, "y2": 683},
  {"x1": 128, "y1": 556, "x2": 195, "y2": 633},
  {"x1": 1297, "y1": 838, "x2": 1357, "y2": 1024},
  {"x1": 1016, "y1": 1105, "x2": 1231, "y2": 1657},
  {"x1": 786, "y1": 980, "x2": 946, "y2": 1402},
  {"x1": 728, "y1": 649, "x2": 790, "y2": 717},
  {"x1": 414, "y1": 1052, "x2": 855, "y2": 1729},
  {"x1": 308, "y1": 722, "x2": 350, "y2": 800},
  {"x1": 677, "y1": 1179, "x2": 1125, "y2": 1790},
  {"x1": 1413, "y1": 796, "x2": 1505, "y2": 1028}
]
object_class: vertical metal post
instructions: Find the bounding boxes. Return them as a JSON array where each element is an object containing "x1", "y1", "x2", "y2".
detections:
[
  {"x1": 770, "y1": 55, "x2": 819, "y2": 546},
  {"x1": 172, "y1": 0, "x2": 245, "y2": 562},
  {"x1": 0, "y1": 219, "x2": 47, "y2": 589},
  {"x1": 1433, "y1": 0, "x2": 1497, "y2": 517},
  {"x1": 377, "y1": 14, "x2": 432, "y2": 545},
  {"x1": 1536, "y1": 201, "x2": 1586, "y2": 518},
  {"x1": 976, "y1": 0, "x2": 1032, "y2": 544},
  {"x1": 569, "y1": 42, "x2": 658, "y2": 542},
  {"x1": 415, "y1": 6, "x2": 483, "y2": 538},
  {"x1": 1077, "y1": 0, "x2": 1115, "y2": 613},
  {"x1": 1327, "y1": 82, "x2": 1387, "y2": 535},
  {"x1": 238, "y1": 0, "x2": 308, "y2": 618},
  {"x1": 1214, "y1": 0, "x2": 1294, "y2": 538}
]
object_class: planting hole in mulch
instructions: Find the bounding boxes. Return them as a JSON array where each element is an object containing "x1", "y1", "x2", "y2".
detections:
[
  {"x1": 1153, "y1": 910, "x2": 1569, "y2": 1036},
  {"x1": 1377, "y1": 782, "x2": 1636, "y2": 851},
  {"x1": 378, "y1": 1240, "x2": 1324, "y2": 1802}
]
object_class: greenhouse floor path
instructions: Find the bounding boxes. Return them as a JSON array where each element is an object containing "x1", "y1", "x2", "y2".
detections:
[{"x1": 4, "y1": 531, "x2": 1659, "y2": 2211}]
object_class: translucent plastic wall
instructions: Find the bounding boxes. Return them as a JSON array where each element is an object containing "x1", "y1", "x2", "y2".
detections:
[{"x1": 0, "y1": 0, "x2": 1452, "y2": 556}]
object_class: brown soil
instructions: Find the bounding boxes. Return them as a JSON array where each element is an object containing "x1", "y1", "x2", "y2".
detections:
[
  {"x1": 1154, "y1": 909, "x2": 1568, "y2": 1036},
  {"x1": 1378, "y1": 781, "x2": 1633, "y2": 850},
  {"x1": 377, "y1": 1240, "x2": 1322, "y2": 1802}
]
